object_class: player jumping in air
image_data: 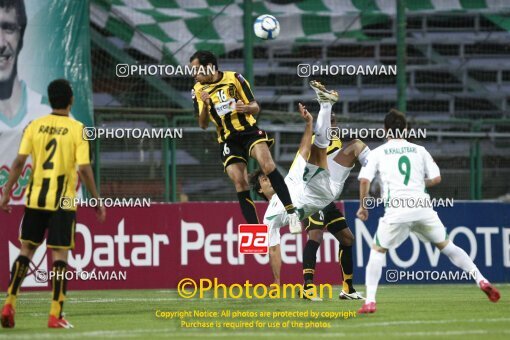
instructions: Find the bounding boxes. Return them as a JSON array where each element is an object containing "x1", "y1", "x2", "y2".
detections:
[
  {"x1": 357, "y1": 109, "x2": 501, "y2": 314},
  {"x1": 190, "y1": 50, "x2": 301, "y2": 233},
  {"x1": 251, "y1": 81, "x2": 369, "y2": 295},
  {"x1": 0, "y1": 79, "x2": 105, "y2": 328}
]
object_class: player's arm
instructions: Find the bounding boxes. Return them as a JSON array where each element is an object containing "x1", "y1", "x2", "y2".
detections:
[
  {"x1": 425, "y1": 176, "x2": 441, "y2": 187},
  {"x1": 297, "y1": 103, "x2": 313, "y2": 159},
  {"x1": 0, "y1": 154, "x2": 29, "y2": 212},
  {"x1": 77, "y1": 127, "x2": 105, "y2": 222},
  {"x1": 235, "y1": 100, "x2": 260, "y2": 115},
  {"x1": 77, "y1": 164, "x2": 105, "y2": 223},
  {"x1": 357, "y1": 178, "x2": 371, "y2": 221},
  {"x1": 78, "y1": 165, "x2": 100, "y2": 200},
  {"x1": 197, "y1": 91, "x2": 210, "y2": 130},
  {"x1": 233, "y1": 73, "x2": 260, "y2": 115},
  {"x1": 357, "y1": 151, "x2": 378, "y2": 221},
  {"x1": 422, "y1": 147, "x2": 441, "y2": 187}
]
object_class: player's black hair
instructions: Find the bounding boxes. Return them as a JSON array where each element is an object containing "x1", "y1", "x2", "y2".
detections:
[
  {"x1": 189, "y1": 50, "x2": 218, "y2": 69},
  {"x1": 384, "y1": 108, "x2": 407, "y2": 135},
  {"x1": 249, "y1": 169, "x2": 268, "y2": 201},
  {"x1": 0, "y1": 0, "x2": 27, "y2": 51},
  {"x1": 48, "y1": 79, "x2": 73, "y2": 109}
]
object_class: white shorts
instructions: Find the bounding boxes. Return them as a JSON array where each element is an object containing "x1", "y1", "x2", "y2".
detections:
[
  {"x1": 374, "y1": 211, "x2": 448, "y2": 249},
  {"x1": 285, "y1": 154, "x2": 336, "y2": 218}
]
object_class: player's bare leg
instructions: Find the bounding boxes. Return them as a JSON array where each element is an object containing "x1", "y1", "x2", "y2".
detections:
[
  {"x1": 435, "y1": 239, "x2": 500, "y2": 302},
  {"x1": 226, "y1": 162, "x2": 259, "y2": 224},
  {"x1": 251, "y1": 142, "x2": 302, "y2": 233},
  {"x1": 1, "y1": 242, "x2": 36, "y2": 328},
  {"x1": 332, "y1": 139, "x2": 370, "y2": 168},
  {"x1": 47, "y1": 248, "x2": 73, "y2": 329}
]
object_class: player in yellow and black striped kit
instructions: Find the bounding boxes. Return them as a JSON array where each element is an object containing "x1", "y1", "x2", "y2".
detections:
[
  {"x1": 0, "y1": 79, "x2": 105, "y2": 329},
  {"x1": 190, "y1": 50, "x2": 302, "y2": 241}
]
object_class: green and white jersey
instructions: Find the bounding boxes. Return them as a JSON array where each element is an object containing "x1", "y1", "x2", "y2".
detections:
[{"x1": 358, "y1": 139, "x2": 440, "y2": 223}]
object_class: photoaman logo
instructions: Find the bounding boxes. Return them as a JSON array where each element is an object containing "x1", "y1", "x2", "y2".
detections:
[
  {"x1": 177, "y1": 278, "x2": 332, "y2": 300},
  {"x1": 238, "y1": 224, "x2": 268, "y2": 254}
]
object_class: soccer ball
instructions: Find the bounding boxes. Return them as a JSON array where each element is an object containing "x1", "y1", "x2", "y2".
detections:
[{"x1": 253, "y1": 14, "x2": 280, "y2": 40}]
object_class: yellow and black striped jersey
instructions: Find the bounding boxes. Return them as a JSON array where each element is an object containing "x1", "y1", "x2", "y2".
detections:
[
  {"x1": 327, "y1": 137, "x2": 342, "y2": 155},
  {"x1": 292, "y1": 136, "x2": 343, "y2": 169},
  {"x1": 192, "y1": 71, "x2": 257, "y2": 142},
  {"x1": 18, "y1": 114, "x2": 90, "y2": 211},
  {"x1": 311, "y1": 135, "x2": 342, "y2": 155}
]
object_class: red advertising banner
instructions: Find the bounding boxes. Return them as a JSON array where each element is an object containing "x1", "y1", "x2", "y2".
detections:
[{"x1": 0, "y1": 203, "x2": 344, "y2": 291}]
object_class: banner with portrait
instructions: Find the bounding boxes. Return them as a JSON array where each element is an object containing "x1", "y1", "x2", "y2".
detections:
[{"x1": 0, "y1": 0, "x2": 93, "y2": 204}]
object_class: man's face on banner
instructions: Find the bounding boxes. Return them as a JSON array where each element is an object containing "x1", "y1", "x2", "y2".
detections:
[{"x1": 0, "y1": 7, "x2": 20, "y2": 82}]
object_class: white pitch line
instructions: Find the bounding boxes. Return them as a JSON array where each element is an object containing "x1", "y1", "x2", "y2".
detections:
[
  {"x1": 2, "y1": 329, "x2": 510, "y2": 339},
  {"x1": 18, "y1": 297, "x2": 216, "y2": 303},
  {"x1": 332, "y1": 317, "x2": 510, "y2": 328}
]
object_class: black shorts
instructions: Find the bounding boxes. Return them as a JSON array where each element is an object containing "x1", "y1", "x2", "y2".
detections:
[
  {"x1": 305, "y1": 202, "x2": 348, "y2": 234},
  {"x1": 220, "y1": 126, "x2": 274, "y2": 169},
  {"x1": 20, "y1": 207, "x2": 76, "y2": 249}
]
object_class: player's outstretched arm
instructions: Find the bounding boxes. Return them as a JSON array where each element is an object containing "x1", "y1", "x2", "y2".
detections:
[
  {"x1": 198, "y1": 91, "x2": 211, "y2": 129},
  {"x1": 0, "y1": 154, "x2": 28, "y2": 213},
  {"x1": 357, "y1": 178, "x2": 371, "y2": 221},
  {"x1": 78, "y1": 164, "x2": 106, "y2": 223},
  {"x1": 297, "y1": 103, "x2": 314, "y2": 159}
]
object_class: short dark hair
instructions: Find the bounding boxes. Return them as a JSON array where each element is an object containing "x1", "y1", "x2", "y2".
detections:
[
  {"x1": 0, "y1": 0, "x2": 27, "y2": 51},
  {"x1": 384, "y1": 109, "x2": 407, "y2": 135},
  {"x1": 189, "y1": 50, "x2": 218, "y2": 69},
  {"x1": 48, "y1": 79, "x2": 73, "y2": 109},
  {"x1": 249, "y1": 169, "x2": 268, "y2": 201}
]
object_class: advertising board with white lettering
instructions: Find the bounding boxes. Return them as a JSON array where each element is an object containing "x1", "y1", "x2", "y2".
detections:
[{"x1": 1, "y1": 201, "x2": 508, "y2": 290}]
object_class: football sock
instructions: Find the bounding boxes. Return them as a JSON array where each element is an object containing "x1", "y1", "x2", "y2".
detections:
[
  {"x1": 266, "y1": 169, "x2": 295, "y2": 214},
  {"x1": 441, "y1": 242, "x2": 486, "y2": 286},
  {"x1": 340, "y1": 245, "x2": 355, "y2": 293},
  {"x1": 303, "y1": 240, "x2": 320, "y2": 287},
  {"x1": 237, "y1": 190, "x2": 259, "y2": 224},
  {"x1": 5, "y1": 255, "x2": 30, "y2": 308},
  {"x1": 365, "y1": 249, "x2": 385, "y2": 303},
  {"x1": 358, "y1": 146, "x2": 371, "y2": 165},
  {"x1": 49, "y1": 261, "x2": 67, "y2": 319},
  {"x1": 313, "y1": 102, "x2": 332, "y2": 148}
]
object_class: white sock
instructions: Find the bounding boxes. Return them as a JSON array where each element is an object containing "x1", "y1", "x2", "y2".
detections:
[
  {"x1": 358, "y1": 146, "x2": 371, "y2": 166},
  {"x1": 365, "y1": 249, "x2": 385, "y2": 303},
  {"x1": 441, "y1": 242, "x2": 486, "y2": 286},
  {"x1": 313, "y1": 102, "x2": 332, "y2": 148}
]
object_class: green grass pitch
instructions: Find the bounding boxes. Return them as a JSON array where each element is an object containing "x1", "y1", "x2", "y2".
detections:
[{"x1": 1, "y1": 284, "x2": 509, "y2": 339}]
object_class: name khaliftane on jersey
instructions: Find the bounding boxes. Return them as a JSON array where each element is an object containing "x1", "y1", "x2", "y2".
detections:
[
  {"x1": 192, "y1": 71, "x2": 257, "y2": 143},
  {"x1": 19, "y1": 114, "x2": 90, "y2": 211}
]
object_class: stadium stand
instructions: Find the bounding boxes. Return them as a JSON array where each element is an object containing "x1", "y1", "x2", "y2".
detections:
[{"x1": 89, "y1": 0, "x2": 510, "y2": 201}]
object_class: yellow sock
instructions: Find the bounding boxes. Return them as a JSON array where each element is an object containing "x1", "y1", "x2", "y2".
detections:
[
  {"x1": 342, "y1": 273, "x2": 353, "y2": 292},
  {"x1": 5, "y1": 295, "x2": 17, "y2": 309},
  {"x1": 49, "y1": 301, "x2": 61, "y2": 318}
]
